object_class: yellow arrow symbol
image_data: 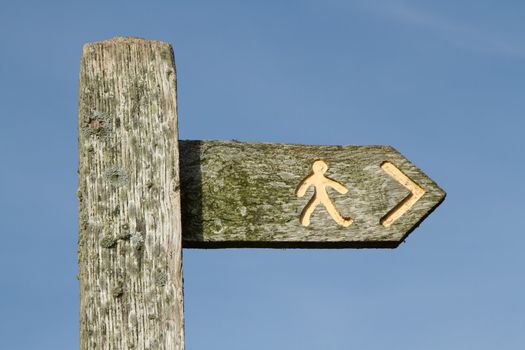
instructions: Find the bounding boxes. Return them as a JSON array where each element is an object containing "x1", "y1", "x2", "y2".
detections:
[{"x1": 380, "y1": 161, "x2": 426, "y2": 227}]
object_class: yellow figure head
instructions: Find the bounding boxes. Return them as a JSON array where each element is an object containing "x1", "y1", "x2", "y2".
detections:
[{"x1": 312, "y1": 160, "x2": 328, "y2": 174}]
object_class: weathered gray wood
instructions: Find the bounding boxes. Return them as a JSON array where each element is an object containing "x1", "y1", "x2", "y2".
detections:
[
  {"x1": 78, "y1": 37, "x2": 184, "y2": 349},
  {"x1": 180, "y1": 141, "x2": 445, "y2": 248}
]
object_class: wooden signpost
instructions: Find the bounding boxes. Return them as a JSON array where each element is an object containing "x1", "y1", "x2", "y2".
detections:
[{"x1": 78, "y1": 37, "x2": 445, "y2": 350}]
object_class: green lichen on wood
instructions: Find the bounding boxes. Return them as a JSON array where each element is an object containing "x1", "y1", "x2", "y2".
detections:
[
  {"x1": 82, "y1": 111, "x2": 112, "y2": 139},
  {"x1": 130, "y1": 233, "x2": 144, "y2": 251},
  {"x1": 155, "y1": 271, "x2": 168, "y2": 287},
  {"x1": 112, "y1": 283, "x2": 124, "y2": 298},
  {"x1": 100, "y1": 235, "x2": 118, "y2": 249},
  {"x1": 104, "y1": 167, "x2": 128, "y2": 188}
]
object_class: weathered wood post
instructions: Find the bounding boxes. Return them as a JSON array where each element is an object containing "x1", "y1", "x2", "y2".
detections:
[{"x1": 78, "y1": 37, "x2": 184, "y2": 349}]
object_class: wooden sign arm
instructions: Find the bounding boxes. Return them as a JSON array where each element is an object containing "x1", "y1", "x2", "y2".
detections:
[{"x1": 179, "y1": 141, "x2": 446, "y2": 249}]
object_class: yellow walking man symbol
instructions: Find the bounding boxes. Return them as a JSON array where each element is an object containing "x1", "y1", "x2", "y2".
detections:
[{"x1": 296, "y1": 160, "x2": 353, "y2": 227}]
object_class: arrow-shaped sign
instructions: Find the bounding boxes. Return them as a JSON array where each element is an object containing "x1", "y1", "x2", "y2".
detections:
[{"x1": 179, "y1": 140, "x2": 445, "y2": 248}]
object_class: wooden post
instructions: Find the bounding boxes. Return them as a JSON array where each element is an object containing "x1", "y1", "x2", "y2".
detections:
[{"x1": 78, "y1": 37, "x2": 184, "y2": 349}]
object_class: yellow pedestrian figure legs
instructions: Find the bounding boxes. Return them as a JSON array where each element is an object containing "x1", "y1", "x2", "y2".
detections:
[{"x1": 296, "y1": 160, "x2": 353, "y2": 227}]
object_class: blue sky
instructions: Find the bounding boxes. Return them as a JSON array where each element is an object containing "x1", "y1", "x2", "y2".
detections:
[{"x1": 1, "y1": 0, "x2": 524, "y2": 349}]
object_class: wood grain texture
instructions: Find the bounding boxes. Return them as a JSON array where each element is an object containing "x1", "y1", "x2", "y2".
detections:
[
  {"x1": 78, "y1": 37, "x2": 184, "y2": 349},
  {"x1": 180, "y1": 140, "x2": 445, "y2": 248}
]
